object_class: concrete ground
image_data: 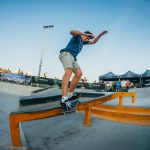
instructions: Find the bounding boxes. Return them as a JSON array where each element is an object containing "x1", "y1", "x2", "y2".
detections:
[
  {"x1": 0, "y1": 82, "x2": 42, "y2": 150},
  {"x1": 0, "y1": 92, "x2": 27, "y2": 150},
  {"x1": 0, "y1": 83, "x2": 150, "y2": 150},
  {"x1": 22, "y1": 113, "x2": 150, "y2": 150}
]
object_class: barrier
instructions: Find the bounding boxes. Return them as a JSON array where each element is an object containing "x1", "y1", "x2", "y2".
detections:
[
  {"x1": 9, "y1": 92, "x2": 136, "y2": 147},
  {"x1": 91, "y1": 106, "x2": 150, "y2": 125},
  {"x1": 77, "y1": 92, "x2": 136, "y2": 125}
]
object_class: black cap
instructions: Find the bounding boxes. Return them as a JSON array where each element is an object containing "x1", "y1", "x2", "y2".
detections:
[{"x1": 84, "y1": 31, "x2": 92, "y2": 34}]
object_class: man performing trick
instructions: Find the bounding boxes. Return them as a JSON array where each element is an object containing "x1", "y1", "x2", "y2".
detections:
[{"x1": 59, "y1": 30, "x2": 108, "y2": 111}]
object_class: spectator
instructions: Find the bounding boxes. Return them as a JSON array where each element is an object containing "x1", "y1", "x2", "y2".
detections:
[
  {"x1": 44, "y1": 72, "x2": 48, "y2": 78},
  {"x1": 116, "y1": 79, "x2": 121, "y2": 92},
  {"x1": 112, "y1": 81, "x2": 116, "y2": 92},
  {"x1": 94, "y1": 80, "x2": 97, "y2": 83},
  {"x1": 140, "y1": 81, "x2": 145, "y2": 88},
  {"x1": 126, "y1": 79, "x2": 130, "y2": 92},
  {"x1": 105, "y1": 81, "x2": 111, "y2": 92},
  {"x1": 121, "y1": 79, "x2": 126, "y2": 92},
  {"x1": 130, "y1": 82, "x2": 134, "y2": 88}
]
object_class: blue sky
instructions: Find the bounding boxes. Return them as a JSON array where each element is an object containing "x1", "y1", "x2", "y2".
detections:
[{"x1": 0, "y1": 0, "x2": 150, "y2": 82}]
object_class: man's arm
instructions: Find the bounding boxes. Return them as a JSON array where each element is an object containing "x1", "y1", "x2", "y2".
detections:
[
  {"x1": 70, "y1": 30, "x2": 87, "y2": 36},
  {"x1": 88, "y1": 31, "x2": 108, "y2": 45}
]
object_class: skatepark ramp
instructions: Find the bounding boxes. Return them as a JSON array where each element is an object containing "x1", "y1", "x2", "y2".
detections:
[
  {"x1": 129, "y1": 87, "x2": 150, "y2": 98},
  {"x1": 9, "y1": 92, "x2": 145, "y2": 147},
  {"x1": 0, "y1": 82, "x2": 43, "y2": 96}
]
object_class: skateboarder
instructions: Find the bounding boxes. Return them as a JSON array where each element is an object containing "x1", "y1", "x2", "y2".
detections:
[{"x1": 59, "y1": 30, "x2": 108, "y2": 110}]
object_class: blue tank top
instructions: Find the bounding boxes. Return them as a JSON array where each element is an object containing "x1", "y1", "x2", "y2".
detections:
[{"x1": 60, "y1": 35, "x2": 89, "y2": 60}]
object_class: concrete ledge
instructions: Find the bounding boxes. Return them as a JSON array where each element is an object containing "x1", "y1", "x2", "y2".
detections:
[{"x1": 19, "y1": 92, "x2": 105, "y2": 106}]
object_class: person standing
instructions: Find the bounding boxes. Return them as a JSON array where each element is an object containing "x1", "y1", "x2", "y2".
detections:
[
  {"x1": 126, "y1": 79, "x2": 130, "y2": 92},
  {"x1": 116, "y1": 79, "x2": 121, "y2": 92},
  {"x1": 121, "y1": 79, "x2": 126, "y2": 92}
]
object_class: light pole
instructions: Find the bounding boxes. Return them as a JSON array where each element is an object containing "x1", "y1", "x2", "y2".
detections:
[{"x1": 38, "y1": 25, "x2": 54, "y2": 78}]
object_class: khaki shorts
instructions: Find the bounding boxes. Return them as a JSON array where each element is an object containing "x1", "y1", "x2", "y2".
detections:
[{"x1": 59, "y1": 52, "x2": 80, "y2": 71}]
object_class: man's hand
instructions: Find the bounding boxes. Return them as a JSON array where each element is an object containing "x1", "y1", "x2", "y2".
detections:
[
  {"x1": 88, "y1": 30, "x2": 108, "y2": 45},
  {"x1": 100, "y1": 31, "x2": 108, "y2": 36}
]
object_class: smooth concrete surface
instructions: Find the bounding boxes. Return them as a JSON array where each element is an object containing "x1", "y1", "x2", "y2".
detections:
[
  {"x1": 0, "y1": 83, "x2": 150, "y2": 150},
  {"x1": 0, "y1": 82, "x2": 42, "y2": 149},
  {"x1": 0, "y1": 92, "x2": 28, "y2": 150},
  {"x1": 0, "y1": 81, "x2": 43, "y2": 96},
  {"x1": 24, "y1": 87, "x2": 61, "y2": 99},
  {"x1": 129, "y1": 87, "x2": 150, "y2": 98},
  {"x1": 22, "y1": 113, "x2": 150, "y2": 150},
  {"x1": 104, "y1": 87, "x2": 150, "y2": 107},
  {"x1": 20, "y1": 87, "x2": 150, "y2": 150},
  {"x1": 21, "y1": 86, "x2": 108, "y2": 100}
]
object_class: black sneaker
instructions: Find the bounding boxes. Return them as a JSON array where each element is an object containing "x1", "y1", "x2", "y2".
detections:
[
  {"x1": 60, "y1": 100, "x2": 74, "y2": 111},
  {"x1": 68, "y1": 93, "x2": 80, "y2": 101},
  {"x1": 65, "y1": 101, "x2": 74, "y2": 109},
  {"x1": 60, "y1": 101, "x2": 66, "y2": 108}
]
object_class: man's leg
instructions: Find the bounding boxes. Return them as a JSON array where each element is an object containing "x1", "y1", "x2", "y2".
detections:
[
  {"x1": 61, "y1": 68, "x2": 78, "y2": 110},
  {"x1": 61, "y1": 68, "x2": 74, "y2": 110},
  {"x1": 69, "y1": 68, "x2": 82, "y2": 93},
  {"x1": 62, "y1": 68, "x2": 73, "y2": 97},
  {"x1": 59, "y1": 52, "x2": 77, "y2": 109}
]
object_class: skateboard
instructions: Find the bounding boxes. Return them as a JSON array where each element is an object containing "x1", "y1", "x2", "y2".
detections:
[{"x1": 61, "y1": 99, "x2": 79, "y2": 115}]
